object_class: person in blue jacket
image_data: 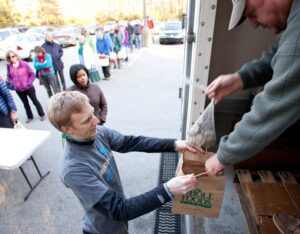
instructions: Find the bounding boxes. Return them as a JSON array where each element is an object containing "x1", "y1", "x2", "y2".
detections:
[
  {"x1": 42, "y1": 33, "x2": 66, "y2": 91},
  {"x1": 33, "y1": 46, "x2": 60, "y2": 98},
  {"x1": 46, "y1": 91, "x2": 199, "y2": 234},
  {"x1": 96, "y1": 30, "x2": 112, "y2": 80},
  {"x1": 0, "y1": 77, "x2": 17, "y2": 128}
]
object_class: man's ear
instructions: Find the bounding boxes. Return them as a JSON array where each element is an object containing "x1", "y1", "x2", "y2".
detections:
[{"x1": 61, "y1": 126, "x2": 72, "y2": 135}]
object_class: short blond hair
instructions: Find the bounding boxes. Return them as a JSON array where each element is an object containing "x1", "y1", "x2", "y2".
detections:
[
  {"x1": 47, "y1": 91, "x2": 89, "y2": 131},
  {"x1": 6, "y1": 50, "x2": 19, "y2": 61}
]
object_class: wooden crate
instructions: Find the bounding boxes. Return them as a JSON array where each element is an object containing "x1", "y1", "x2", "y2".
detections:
[{"x1": 234, "y1": 170, "x2": 300, "y2": 234}]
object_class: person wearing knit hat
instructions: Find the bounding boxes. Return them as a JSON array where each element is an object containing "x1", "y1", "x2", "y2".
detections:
[{"x1": 67, "y1": 64, "x2": 108, "y2": 125}]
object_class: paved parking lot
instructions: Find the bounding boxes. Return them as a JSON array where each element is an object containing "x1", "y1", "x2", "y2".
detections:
[{"x1": 0, "y1": 41, "x2": 186, "y2": 233}]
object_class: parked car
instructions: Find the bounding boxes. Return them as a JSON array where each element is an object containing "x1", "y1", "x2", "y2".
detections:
[
  {"x1": 0, "y1": 33, "x2": 44, "y2": 61},
  {"x1": 0, "y1": 28, "x2": 20, "y2": 41},
  {"x1": 26, "y1": 26, "x2": 56, "y2": 37},
  {"x1": 53, "y1": 26, "x2": 82, "y2": 47},
  {"x1": 159, "y1": 21, "x2": 184, "y2": 44},
  {"x1": 10, "y1": 25, "x2": 29, "y2": 33},
  {"x1": 67, "y1": 24, "x2": 84, "y2": 32},
  {"x1": 86, "y1": 23, "x2": 99, "y2": 35}
]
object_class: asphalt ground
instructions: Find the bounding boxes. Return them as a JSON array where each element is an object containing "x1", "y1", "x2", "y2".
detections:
[
  {"x1": 0, "y1": 38, "x2": 247, "y2": 233},
  {"x1": 0, "y1": 40, "x2": 185, "y2": 233}
]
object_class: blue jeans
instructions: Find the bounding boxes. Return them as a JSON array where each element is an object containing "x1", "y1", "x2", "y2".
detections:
[
  {"x1": 134, "y1": 34, "x2": 141, "y2": 49},
  {"x1": 79, "y1": 55, "x2": 85, "y2": 65}
]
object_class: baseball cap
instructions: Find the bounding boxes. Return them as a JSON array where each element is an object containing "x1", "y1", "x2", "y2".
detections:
[{"x1": 228, "y1": 0, "x2": 246, "y2": 30}]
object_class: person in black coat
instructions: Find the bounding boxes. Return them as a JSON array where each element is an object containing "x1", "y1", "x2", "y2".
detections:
[{"x1": 42, "y1": 33, "x2": 66, "y2": 91}]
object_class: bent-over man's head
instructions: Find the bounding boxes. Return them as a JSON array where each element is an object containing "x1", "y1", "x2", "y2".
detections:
[
  {"x1": 228, "y1": 0, "x2": 293, "y2": 34},
  {"x1": 47, "y1": 91, "x2": 99, "y2": 140}
]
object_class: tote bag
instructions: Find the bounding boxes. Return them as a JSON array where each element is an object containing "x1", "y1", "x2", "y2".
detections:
[
  {"x1": 89, "y1": 66, "x2": 101, "y2": 83},
  {"x1": 109, "y1": 51, "x2": 117, "y2": 63},
  {"x1": 172, "y1": 151, "x2": 226, "y2": 218},
  {"x1": 97, "y1": 55, "x2": 109, "y2": 67}
]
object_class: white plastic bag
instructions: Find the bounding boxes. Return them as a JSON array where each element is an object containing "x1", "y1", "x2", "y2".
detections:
[
  {"x1": 109, "y1": 51, "x2": 117, "y2": 62},
  {"x1": 14, "y1": 120, "x2": 26, "y2": 129},
  {"x1": 188, "y1": 100, "x2": 216, "y2": 149},
  {"x1": 97, "y1": 55, "x2": 109, "y2": 67},
  {"x1": 117, "y1": 47, "x2": 126, "y2": 60}
]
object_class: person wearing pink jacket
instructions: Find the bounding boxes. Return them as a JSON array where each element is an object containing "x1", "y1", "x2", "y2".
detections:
[{"x1": 6, "y1": 50, "x2": 45, "y2": 123}]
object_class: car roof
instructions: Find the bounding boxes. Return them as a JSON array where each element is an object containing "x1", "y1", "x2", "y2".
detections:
[
  {"x1": 0, "y1": 27, "x2": 19, "y2": 32},
  {"x1": 4, "y1": 33, "x2": 43, "y2": 42},
  {"x1": 0, "y1": 28, "x2": 20, "y2": 41}
]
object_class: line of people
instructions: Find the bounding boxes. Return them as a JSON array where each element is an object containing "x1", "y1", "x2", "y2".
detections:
[
  {"x1": 76, "y1": 22, "x2": 143, "y2": 81},
  {"x1": 2, "y1": 50, "x2": 107, "y2": 127}
]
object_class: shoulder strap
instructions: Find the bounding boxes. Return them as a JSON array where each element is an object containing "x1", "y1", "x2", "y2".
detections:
[{"x1": 7, "y1": 64, "x2": 11, "y2": 78}]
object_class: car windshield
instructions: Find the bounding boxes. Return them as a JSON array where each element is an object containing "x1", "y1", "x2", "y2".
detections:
[
  {"x1": 105, "y1": 22, "x2": 115, "y2": 26},
  {"x1": 27, "y1": 27, "x2": 44, "y2": 33},
  {"x1": 0, "y1": 31, "x2": 12, "y2": 41},
  {"x1": 87, "y1": 24, "x2": 98, "y2": 28},
  {"x1": 4, "y1": 34, "x2": 24, "y2": 43},
  {"x1": 57, "y1": 28, "x2": 73, "y2": 34},
  {"x1": 164, "y1": 22, "x2": 181, "y2": 30}
]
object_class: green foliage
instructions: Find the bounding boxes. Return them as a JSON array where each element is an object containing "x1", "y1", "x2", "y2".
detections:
[
  {"x1": 37, "y1": 0, "x2": 64, "y2": 25},
  {"x1": 0, "y1": 0, "x2": 16, "y2": 26},
  {"x1": 0, "y1": 0, "x2": 186, "y2": 27}
]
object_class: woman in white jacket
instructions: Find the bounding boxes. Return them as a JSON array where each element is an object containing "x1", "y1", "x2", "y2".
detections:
[{"x1": 76, "y1": 35, "x2": 95, "y2": 70}]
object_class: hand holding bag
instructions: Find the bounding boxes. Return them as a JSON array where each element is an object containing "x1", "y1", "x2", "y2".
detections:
[
  {"x1": 172, "y1": 151, "x2": 226, "y2": 218},
  {"x1": 109, "y1": 51, "x2": 117, "y2": 63},
  {"x1": 89, "y1": 66, "x2": 101, "y2": 83},
  {"x1": 14, "y1": 120, "x2": 26, "y2": 129},
  {"x1": 117, "y1": 47, "x2": 126, "y2": 60}
]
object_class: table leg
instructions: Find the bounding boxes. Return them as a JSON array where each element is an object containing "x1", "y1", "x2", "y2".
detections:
[
  {"x1": 19, "y1": 166, "x2": 33, "y2": 189},
  {"x1": 30, "y1": 156, "x2": 43, "y2": 178},
  {"x1": 19, "y1": 156, "x2": 50, "y2": 201}
]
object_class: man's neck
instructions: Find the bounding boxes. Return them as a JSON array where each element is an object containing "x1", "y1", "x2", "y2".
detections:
[{"x1": 66, "y1": 134, "x2": 94, "y2": 145}]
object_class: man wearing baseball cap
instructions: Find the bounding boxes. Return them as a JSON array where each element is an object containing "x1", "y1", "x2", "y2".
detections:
[
  {"x1": 205, "y1": 1, "x2": 300, "y2": 232},
  {"x1": 228, "y1": 0, "x2": 246, "y2": 30}
]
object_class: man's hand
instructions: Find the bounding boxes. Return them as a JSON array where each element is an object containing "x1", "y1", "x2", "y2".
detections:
[
  {"x1": 166, "y1": 174, "x2": 197, "y2": 195},
  {"x1": 175, "y1": 140, "x2": 204, "y2": 153},
  {"x1": 10, "y1": 112, "x2": 17, "y2": 123},
  {"x1": 205, "y1": 153, "x2": 225, "y2": 176},
  {"x1": 206, "y1": 73, "x2": 243, "y2": 103}
]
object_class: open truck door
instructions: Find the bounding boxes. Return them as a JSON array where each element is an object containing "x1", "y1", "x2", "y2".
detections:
[{"x1": 181, "y1": 0, "x2": 300, "y2": 233}]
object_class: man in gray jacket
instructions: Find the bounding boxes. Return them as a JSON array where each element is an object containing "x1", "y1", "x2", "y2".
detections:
[
  {"x1": 205, "y1": 0, "x2": 300, "y2": 232},
  {"x1": 47, "y1": 91, "x2": 199, "y2": 234}
]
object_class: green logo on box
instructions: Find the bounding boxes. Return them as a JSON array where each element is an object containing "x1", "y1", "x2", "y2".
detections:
[{"x1": 179, "y1": 188, "x2": 213, "y2": 208}]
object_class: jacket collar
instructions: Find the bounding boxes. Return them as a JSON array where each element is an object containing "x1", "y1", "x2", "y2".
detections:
[{"x1": 66, "y1": 135, "x2": 94, "y2": 145}]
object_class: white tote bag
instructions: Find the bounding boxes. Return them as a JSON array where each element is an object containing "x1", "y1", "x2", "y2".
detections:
[
  {"x1": 109, "y1": 51, "x2": 117, "y2": 62},
  {"x1": 117, "y1": 47, "x2": 126, "y2": 60},
  {"x1": 97, "y1": 55, "x2": 109, "y2": 67}
]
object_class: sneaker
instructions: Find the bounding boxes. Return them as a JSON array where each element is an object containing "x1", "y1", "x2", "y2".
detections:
[
  {"x1": 26, "y1": 118, "x2": 33, "y2": 123},
  {"x1": 273, "y1": 212, "x2": 300, "y2": 234},
  {"x1": 40, "y1": 115, "x2": 46, "y2": 121}
]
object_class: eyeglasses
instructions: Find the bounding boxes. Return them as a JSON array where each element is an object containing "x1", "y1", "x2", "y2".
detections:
[{"x1": 8, "y1": 55, "x2": 16, "y2": 60}]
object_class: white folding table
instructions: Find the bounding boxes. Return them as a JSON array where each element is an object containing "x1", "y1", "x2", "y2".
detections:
[{"x1": 0, "y1": 128, "x2": 51, "y2": 201}]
